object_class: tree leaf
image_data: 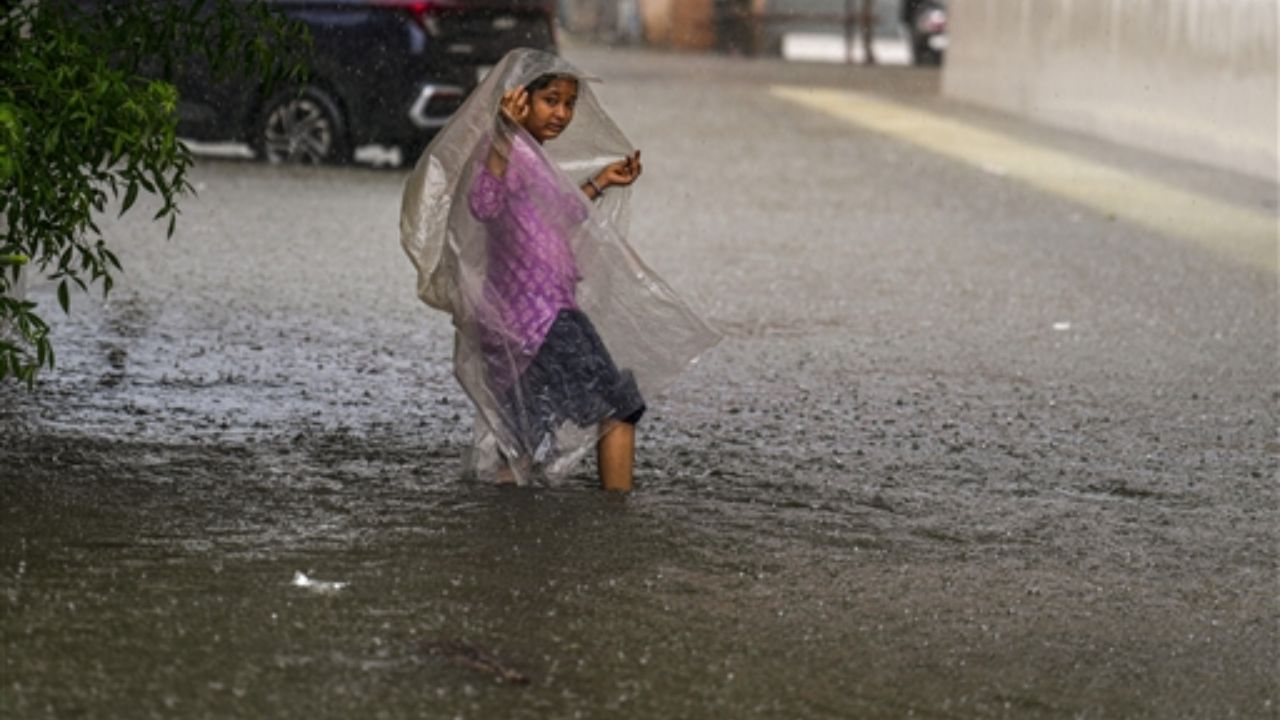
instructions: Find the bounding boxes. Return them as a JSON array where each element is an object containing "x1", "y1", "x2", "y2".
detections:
[
  {"x1": 44, "y1": 125, "x2": 60, "y2": 156},
  {"x1": 121, "y1": 181, "x2": 139, "y2": 215}
]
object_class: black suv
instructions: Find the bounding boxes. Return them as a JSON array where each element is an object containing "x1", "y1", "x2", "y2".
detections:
[{"x1": 179, "y1": 0, "x2": 556, "y2": 163}]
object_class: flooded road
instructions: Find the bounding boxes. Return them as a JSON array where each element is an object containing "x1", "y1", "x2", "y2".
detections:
[{"x1": 2, "y1": 48, "x2": 1277, "y2": 718}]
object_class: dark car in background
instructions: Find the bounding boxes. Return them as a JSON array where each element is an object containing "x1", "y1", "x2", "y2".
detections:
[
  {"x1": 177, "y1": 0, "x2": 556, "y2": 163},
  {"x1": 901, "y1": 0, "x2": 946, "y2": 65}
]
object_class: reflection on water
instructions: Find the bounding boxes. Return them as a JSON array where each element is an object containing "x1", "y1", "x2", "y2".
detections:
[
  {"x1": 1, "y1": 441, "x2": 886, "y2": 717},
  {"x1": 2, "y1": 421, "x2": 1275, "y2": 717}
]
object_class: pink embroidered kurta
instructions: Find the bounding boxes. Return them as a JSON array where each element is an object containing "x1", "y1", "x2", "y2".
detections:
[{"x1": 467, "y1": 134, "x2": 589, "y2": 389}]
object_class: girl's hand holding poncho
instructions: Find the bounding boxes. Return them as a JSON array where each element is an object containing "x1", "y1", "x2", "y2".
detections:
[{"x1": 399, "y1": 49, "x2": 719, "y2": 485}]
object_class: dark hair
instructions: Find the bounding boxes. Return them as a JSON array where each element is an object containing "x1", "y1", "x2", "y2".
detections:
[{"x1": 524, "y1": 73, "x2": 577, "y2": 94}]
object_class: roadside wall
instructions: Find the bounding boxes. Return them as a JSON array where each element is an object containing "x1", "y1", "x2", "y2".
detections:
[{"x1": 943, "y1": 0, "x2": 1278, "y2": 182}]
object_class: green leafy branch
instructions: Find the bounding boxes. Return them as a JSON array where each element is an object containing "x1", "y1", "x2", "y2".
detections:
[{"x1": 0, "y1": 0, "x2": 310, "y2": 386}]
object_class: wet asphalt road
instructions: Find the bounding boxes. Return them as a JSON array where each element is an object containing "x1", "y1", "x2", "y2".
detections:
[{"x1": 2, "y1": 46, "x2": 1277, "y2": 718}]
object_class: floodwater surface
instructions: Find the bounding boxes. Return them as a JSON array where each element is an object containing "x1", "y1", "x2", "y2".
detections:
[{"x1": 2, "y1": 48, "x2": 1277, "y2": 718}]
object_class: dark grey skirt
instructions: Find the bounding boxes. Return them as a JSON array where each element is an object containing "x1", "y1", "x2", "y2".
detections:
[{"x1": 500, "y1": 309, "x2": 645, "y2": 459}]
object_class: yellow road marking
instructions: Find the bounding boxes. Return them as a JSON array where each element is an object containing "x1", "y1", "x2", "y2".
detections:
[{"x1": 771, "y1": 85, "x2": 1278, "y2": 273}]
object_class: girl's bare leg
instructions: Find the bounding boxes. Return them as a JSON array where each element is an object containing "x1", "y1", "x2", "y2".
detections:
[{"x1": 597, "y1": 420, "x2": 635, "y2": 492}]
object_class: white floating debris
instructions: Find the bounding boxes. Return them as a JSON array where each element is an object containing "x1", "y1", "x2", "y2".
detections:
[
  {"x1": 292, "y1": 571, "x2": 348, "y2": 593},
  {"x1": 1052, "y1": 321, "x2": 1072, "y2": 331}
]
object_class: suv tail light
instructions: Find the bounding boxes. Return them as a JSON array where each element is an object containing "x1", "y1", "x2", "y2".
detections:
[
  {"x1": 383, "y1": 1, "x2": 558, "y2": 47},
  {"x1": 380, "y1": 1, "x2": 453, "y2": 35}
]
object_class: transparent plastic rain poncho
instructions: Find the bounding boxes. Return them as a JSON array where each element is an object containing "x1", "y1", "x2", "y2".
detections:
[{"x1": 400, "y1": 49, "x2": 719, "y2": 485}]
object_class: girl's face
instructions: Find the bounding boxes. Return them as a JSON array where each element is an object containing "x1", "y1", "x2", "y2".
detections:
[{"x1": 522, "y1": 78, "x2": 578, "y2": 143}]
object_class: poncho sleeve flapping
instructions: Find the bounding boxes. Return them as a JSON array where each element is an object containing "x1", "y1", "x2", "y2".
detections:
[{"x1": 399, "y1": 48, "x2": 720, "y2": 485}]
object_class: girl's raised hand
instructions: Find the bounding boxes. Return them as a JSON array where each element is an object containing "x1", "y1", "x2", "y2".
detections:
[
  {"x1": 499, "y1": 88, "x2": 530, "y2": 126},
  {"x1": 595, "y1": 150, "x2": 643, "y2": 190}
]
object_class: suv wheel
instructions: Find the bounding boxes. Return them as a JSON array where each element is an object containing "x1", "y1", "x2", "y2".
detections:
[{"x1": 254, "y1": 87, "x2": 352, "y2": 164}]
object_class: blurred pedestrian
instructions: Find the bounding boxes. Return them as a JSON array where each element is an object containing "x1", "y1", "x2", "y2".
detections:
[
  {"x1": 860, "y1": 0, "x2": 876, "y2": 64},
  {"x1": 616, "y1": 0, "x2": 643, "y2": 45},
  {"x1": 715, "y1": 0, "x2": 753, "y2": 55},
  {"x1": 400, "y1": 49, "x2": 718, "y2": 492}
]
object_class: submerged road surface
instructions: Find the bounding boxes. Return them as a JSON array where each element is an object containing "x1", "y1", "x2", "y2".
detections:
[{"x1": 2, "y1": 46, "x2": 1277, "y2": 718}]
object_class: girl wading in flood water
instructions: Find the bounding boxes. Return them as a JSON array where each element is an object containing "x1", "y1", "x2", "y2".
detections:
[{"x1": 400, "y1": 49, "x2": 718, "y2": 491}]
